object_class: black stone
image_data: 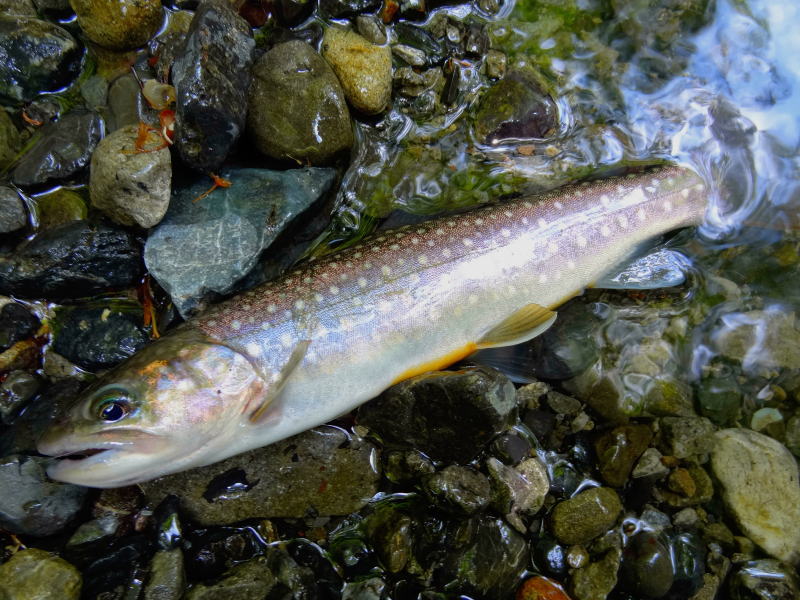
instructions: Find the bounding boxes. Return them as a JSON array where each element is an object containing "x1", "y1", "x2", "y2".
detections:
[
  {"x1": 0, "y1": 220, "x2": 142, "y2": 300},
  {"x1": 0, "y1": 186, "x2": 27, "y2": 234},
  {"x1": 275, "y1": 0, "x2": 316, "y2": 26},
  {"x1": 0, "y1": 302, "x2": 40, "y2": 352},
  {"x1": 172, "y1": 0, "x2": 255, "y2": 172},
  {"x1": 152, "y1": 495, "x2": 183, "y2": 551},
  {"x1": 489, "y1": 432, "x2": 533, "y2": 465},
  {"x1": 319, "y1": 0, "x2": 379, "y2": 18},
  {"x1": 184, "y1": 526, "x2": 265, "y2": 581},
  {"x1": 0, "y1": 371, "x2": 41, "y2": 425},
  {"x1": 670, "y1": 531, "x2": 706, "y2": 596},
  {"x1": 619, "y1": 530, "x2": 675, "y2": 598},
  {"x1": 12, "y1": 110, "x2": 103, "y2": 187},
  {"x1": 394, "y1": 23, "x2": 446, "y2": 67},
  {"x1": 81, "y1": 535, "x2": 152, "y2": 600}
]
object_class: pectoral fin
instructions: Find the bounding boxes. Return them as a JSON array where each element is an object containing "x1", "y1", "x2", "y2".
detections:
[
  {"x1": 477, "y1": 303, "x2": 557, "y2": 349},
  {"x1": 249, "y1": 340, "x2": 310, "y2": 424}
]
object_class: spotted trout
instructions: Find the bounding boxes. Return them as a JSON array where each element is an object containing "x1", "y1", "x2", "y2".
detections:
[{"x1": 38, "y1": 165, "x2": 708, "y2": 487}]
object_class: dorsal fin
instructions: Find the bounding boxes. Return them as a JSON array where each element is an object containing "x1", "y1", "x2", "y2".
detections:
[{"x1": 477, "y1": 303, "x2": 557, "y2": 349}]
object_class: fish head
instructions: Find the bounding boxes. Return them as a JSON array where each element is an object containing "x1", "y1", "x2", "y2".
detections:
[{"x1": 38, "y1": 327, "x2": 265, "y2": 488}]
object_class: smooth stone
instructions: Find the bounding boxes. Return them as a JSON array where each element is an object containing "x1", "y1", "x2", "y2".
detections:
[
  {"x1": 569, "y1": 544, "x2": 622, "y2": 600},
  {"x1": 0, "y1": 17, "x2": 82, "y2": 105},
  {"x1": 363, "y1": 504, "x2": 413, "y2": 573},
  {"x1": 248, "y1": 40, "x2": 353, "y2": 164},
  {"x1": 106, "y1": 73, "x2": 148, "y2": 132},
  {"x1": 594, "y1": 423, "x2": 653, "y2": 487},
  {"x1": 12, "y1": 110, "x2": 103, "y2": 187},
  {"x1": 0, "y1": 302, "x2": 40, "y2": 352},
  {"x1": 659, "y1": 416, "x2": 716, "y2": 459},
  {"x1": 0, "y1": 108, "x2": 20, "y2": 169},
  {"x1": 172, "y1": 0, "x2": 254, "y2": 172},
  {"x1": 516, "y1": 576, "x2": 572, "y2": 600},
  {"x1": 657, "y1": 462, "x2": 713, "y2": 508},
  {"x1": 184, "y1": 556, "x2": 276, "y2": 600},
  {"x1": 358, "y1": 367, "x2": 517, "y2": 463},
  {"x1": 0, "y1": 186, "x2": 26, "y2": 234},
  {"x1": 423, "y1": 465, "x2": 492, "y2": 515},
  {"x1": 0, "y1": 220, "x2": 141, "y2": 300},
  {"x1": 70, "y1": 0, "x2": 163, "y2": 50},
  {"x1": 32, "y1": 188, "x2": 88, "y2": 230},
  {"x1": 0, "y1": 548, "x2": 81, "y2": 600},
  {"x1": 143, "y1": 548, "x2": 186, "y2": 600},
  {"x1": 52, "y1": 305, "x2": 150, "y2": 371},
  {"x1": 549, "y1": 487, "x2": 622, "y2": 546},
  {"x1": 90, "y1": 124, "x2": 172, "y2": 228},
  {"x1": 144, "y1": 166, "x2": 335, "y2": 317},
  {"x1": 356, "y1": 15, "x2": 387, "y2": 45},
  {"x1": 0, "y1": 454, "x2": 88, "y2": 536},
  {"x1": 619, "y1": 531, "x2": 675, "y2": 598},
  {"x1": 439, "y1": 516, "x2": 529, "y2": 600},
  {"x1": 140, "y1": 426, "x2": 380, "y2": 524},
  {"x1": 711, "y1": 428, "x2": 800, "y2": 565},
  {"x1": 80, "y1": 74, "x2": 109, "y2": 110},
  {"x1": 727, "y1": 559, "x2": 800, "y2": 600},
  {"x1": 671, "y1": 531, "x2": 706, "y2": 595},
  {"x1": 321, "y1": 27, "x2": 392, "y2": 115}
]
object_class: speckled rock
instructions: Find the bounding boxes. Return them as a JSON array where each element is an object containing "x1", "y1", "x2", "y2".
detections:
[
  {"x1": 0, "y1": 186, "x2": 26, "y2": 233},
  {"x1": 0, "y1": 548, "x2": 81, "y2": 600},
  {"x1": 12, "y1": 110, "x2": 103, "y2": 187},
  {"x1": 144, "y1": 166, "x2": 335, "y2": 317},
  {"x1": 657, "y1": 462, "x2": 713, "y2": 508},
  {"x1": 248, "y1": 40, "x2": 353, "y2": 164},
  {"x1": 659, "y1": 416, "x2": 716, "y2": 459},
  {"x1": 321, "y1": 27, "x2": 392, "y2": 115},
  {"x1": 0, "y1": 109, "x2": 20, "y2": 169},
  {"x1": 143, "y1": 549, "x2": 186, "y2": 600},
  {"x1": 90, "y1": 124, "x2": 172, "y2": 228},
  {"x1": 141, "y1": 426, "x2": 380, "y2": 525},
  {"x1": 549, "y1": 487, "x2": 622, "y2": 546},
  {"x1": 70, "y1": 0, "x2": 163, "y2": 50},
  {"x1": 423, "y1": 465, "x2": 492, "y2": 515},
  {"x1": 711, "y1": 428, "x2": 800, "y2": 565},
  {"x1": 0, "y1": 454, "x2": 88, "y2": 536},
  {"x1": 570, "y1": 543, "x2": 622, "y2": 600},
  {"x1": 0, "y1": 17, "x2": 82, "y2": 105},
  {"x1": 172, "y1": 0, "x2": 254, "y2": 172},
  {"x1": 486, "y1": 456, "x2": 549, "y2": 531}
]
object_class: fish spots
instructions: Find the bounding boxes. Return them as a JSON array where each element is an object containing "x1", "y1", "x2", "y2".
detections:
[
  {"x1": 418, "y1": 255, "x2": 429, "y2": 265},
  {"x1": 241, "y1": 303, "x2": 251, "y2": 311},
  {"x1": 681, "y1": 188, "x2": 690, "y2": 199},
  {"x1": 379, "y1": 300, "x2": 392, "y2": 313},
  {"x1": 537, "y1": 218, "x2": 547, "y2": 228},
  {"x1": 600, "y1": 195, "x2": 611, "y2": 208},
  {"x1": 601, "y1": 225, "x2": 611, "y2": 237},
  {"x1": 538, "y1": 273, "x2": 548, "y2": 283},
  {"x1": 523, "y1": 200, "x2": 533, "y2": 209},
  {"x1": 207, "y1": 319, "x2": 218, "y2": 328},
  {"x1": 329, "y1": 285, "x2": 340, "y2": 295},
  {"x1": 416, "y1": 228, "x2": 427, "y2": 234},
  {"x1": 314, "y1": 293, "x2": 324, "y2": 303},
  {"x1": 381, "y1": 265, "x2": 392, "y2": 277},
  {"x1": 663, "y1": 200, "x2": 673, "y2": 212},
  {"x1": 280, "y1": 333, "x2": 293, "y2": 347},
  {"x1": 353, "y1": 251, "x2": 363, "y2": 258},
  {"x1": 645, "y1": 186, "x2": 657, "y2": 194},
  {"x1": 295, "y1": 300, "x2": 305, "y2": 310},
  {"x1": 427, "y1": 239, "x2": 435, "y2": 247},
  {"x1": 358, "y1": 277, "x2": 368, "y2": 288},
  {"x1": 522, "y1": 217, "x2": 529, "y2": 225},
  {"x1": 447, "y1": 220, "x2": 456, "y2": 227},
  {"x1": 411, "y1": 238, "x2": 420, "y2": 245},
  {"x1": 442, "y1": 248, "x2": 452, "y2": 258},
  {"x1": 267, "y1": 304, "x2": 277, "y2": 313},
  {"x1": 462, "y1": 238, "x2": 473, "y2": 247},
  {"x1": 303, "y1": 276, "x2": 312, "y2": 284},
  {"x1": 397, "y1": 258, "x2": 406, "y2": 266},
  {"x1": 390, "y1": 243, "x2": 400, "y2": 251},
  {"x1": 637, "y1": 208, "x2": 647, "y2": 221},
  {"x1": 617, "y1": 215, "x2": 629, "y2": 228},
  {"x1": 501, "y1": 228, "x2": 511, "y2": 238},
  {"x1": 232, "y1": 320, "x2": 242, "y2": 331},
  {"x1": 576, "y1": 234, "x2": 588, "y2": 248},
  {"x1": 339, "y1": 273, "x2": 348, "y2": 282},
  {"x1": 504, "y1": 210, "x2": 513, "y2": 218},
  {"x1": 260, "y1": 322, "x2": 270, "y2": 331},
  {"x1": 475, "y1": 218, "x2": 484, "y2": 225},
  {"x1": 246, "y1": 343, "x2": 261, "y2": 357},
  {"x1": 353, "y1": 297, "x2": 363, "y2": 306}
]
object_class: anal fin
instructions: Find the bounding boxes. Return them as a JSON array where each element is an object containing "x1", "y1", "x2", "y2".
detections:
[{"x1": 477, "y1": 303, "x2": 557, "y2": 349}]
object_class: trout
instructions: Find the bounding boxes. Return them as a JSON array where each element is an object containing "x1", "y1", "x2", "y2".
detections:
[{"x1": 38, "y1": 165, "x2": 708, "y2": 487}]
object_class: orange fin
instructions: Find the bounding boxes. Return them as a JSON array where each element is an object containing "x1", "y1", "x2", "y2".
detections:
[
  {"x1": 391, "y1": 342, "x2": 478, "y2": 385},
  {"x1": 477, "y1": 303, "x2": 557, "y2": 349}
]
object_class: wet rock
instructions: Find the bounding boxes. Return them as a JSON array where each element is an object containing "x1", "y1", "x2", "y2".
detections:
[
  {"x1": 172, "y1": 0, "x2": 254, "y2": 173},
  {"x1": 0, "y1": 454, "x2": 88, "y2": 536},
  {"x1": 363, "y1": 503, "x2": 413, "y2": 573},
  {"x1": 0, "y1": 548, "x2": 81, "y2": 600},
  {"x1": 439, "y1": 516, "x2": 528, "y2": 600},
  {"x1": 33, "y1": 188, "x2": 88, "y2": 230},
  {"x1": 423, "y1": 465, "x2": 492, "y2": 515},
  {"x1": 0, "y1": 17, "x2": 82, "y2": 105},
  {"x1": 12, "y1": 110, "x2": 103, "y2": 187},
  {"x1": 342, "y1": 577, "x2": 386, "y2": 600},
  {"x1": 144, "y1": 548, "x2": 186, "y2": 600},
  {"x1": 0, "y1": 0, "x2": 37, "y2": 15},
  {"x1": 659, "y1": 416, "x2": 716, "y2": 459},
  {"x1": 0, "y1": 302, "x2": 40, "y2": 352},
  {"x1": 548, "y1": 487, "x2": 622, "y2": 546},
  {"x1": 0, "y1": 220, "x2": 141, "y2": 300},
  {"x1": 489, "y1": 431, "x2": 533, "y2": 464},
  {"x1": 248, "y1": 40, "x2": 353, "y2": 164},
  {"x1": 486, "y1": 456, "x2": 548, "y2": 531},
  {"x1": 516, "y1": 576, "x2": 572, "y2": 600},
  {"x1": 0, "y1": 371, "x2": 41, "y2": 424},
  {"x1": 657, "y1": 462, "x2": 713, "y2": 508},
  {"x1": 356, "y1": 15, "x2": 387, "y2": 45},
  {"x1": 711, "y1": 428, "x2": 800, "y2": 565},
  {"x1": 106, "y1": 73, "x2": 149, "y2": 133},
  {"x1": 145, "y1": 166, "x2": 334, "y2": 317},
  {"x1": 52, "y1": 305, "x2": 150, "y2": 371},
  {"x1": 320, "y1": 0, "x2": 379, "y2": 18},
  {"x1": 569, "y1": 543, "x2": 622, "y2": 600},
  {"x1": 141, "y1": 426, "x2": 380, "y2": 524},
  {"x1": 697, "y1": 374, "x2": 742, "y2": 426},
  {"x1": 322, "y1": 27, "x2": 392, "y2": 115},
  {"x1": 712, "y1": 308, "x2": 800, "y2": 374},
  {"x1": 0, "y1": 110, "x2": 20, "y2": 169},
  {"x1": 183, "y1": 526, "x2": 263, "y2": 580},
  {"x1": 728, "y1": 559, "x2": 800, "y2": 600},
  {"x1": 672, "y1": 531, "x2": 705, "y2": 595},
  {"x1": 358, "y1": 368, "x2": 517, "y2": 463},
  {"x1": 474, "y1": 69, "x2": 557, "y2": 144},
  {"x1": 631, "y1": 447, "x2": 669, "y2": 480},
  {"x1": 71, "y1": 0, "x2": 162, "y2": 50},
  {"x1": 90, "y1": 124, "x2": 172, "y2": 228},
  {"x1": 485, "y1": 49, "x2": 507, "y2": 79},
  {"x1": 593, "y1": 423, "x2": 653, "y2": 487},
  {"x1": 619, "y1": 531, "x2": 674, "y2": 598},
  {"x1": 81, "y1": 535, "x2": 151, "y2": 600}
]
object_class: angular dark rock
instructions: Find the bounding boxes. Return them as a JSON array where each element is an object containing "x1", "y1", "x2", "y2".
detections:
[
  {"x1": 593, "y1": 423, "x2": 653, "y2": 487},
  {"x1": 0, "y1": 220, "x2": 142, "y2": 300},
  {"x1": 0, "y1": 371, "x2": 41, "y2": 424},
  {"x1": 172, "y1": 0, "x2": 255, "y2": 172},
  {"x1": 0, "y1": 302, "x2": 40, "y2": 352},
  {"x1": 12, "y1": 110, "x2": 103, "y2": 187},
  {"x1": 319, "y1": 0, "x2": 379, "y2": 17}
]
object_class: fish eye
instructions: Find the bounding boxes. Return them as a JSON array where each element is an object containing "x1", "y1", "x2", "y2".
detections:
[{"x1": 93, "y1": 391, "x2": 133, "y2": 423}]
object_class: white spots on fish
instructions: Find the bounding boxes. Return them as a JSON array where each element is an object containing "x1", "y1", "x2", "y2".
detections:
[
  {"x1": 353, "y1": 251, "x2": 363, "y2": 258},
  {"x1": 248, "y1": 316, "x2": 255, "y2": 324},
  {"x1": 411, "y1": 238, "x2": 420, "y2": 245},
  {"x1": 645, "y1": 186, "x2": 657, "y2": 194},
  {"x1": 364, "y1": 261, "x2": 373, "y2": 269},
  {"x1": 207, "y1": 319, "x2": 217, "y2": 328},
  {"x1": 601, "y1": 225, "x2": 612, "y2": 237},
  {"x1": 681, "y1": 188, "x2": 690, "y2": 199},
  {"x1": 501, "y1": 228, "x2": 511, "y2": 238},
  {"x1": 418, "y1": 255, "x2": 429, "y2": 265},
  {"x1": 462, "y1": 238, "x2": 474, "y2": 247},
  {"x1": 329, "y1": 285, "x2": 340, "y2": 295},
  {"x1": 600, "y1": 195, "x2": 611, "y2": 208},
  {"x1": 353, "y1": 297, "x2": 363, "y2": 306},
  {"x1": 303, "y1": 276, "x2": 312, "y2": 284},
  {"x1": 376, "y1": 236, "x2": 387, "y2": 242},
  {"x1": 339, "y1": 273, "x2": 348, "y2": 282},
  {"x1": 231, "y1": 320, "x2": 242, "y2": 331},
  {"x1": 241, "y1": 303, "x2": 251, "y2": 311},
  {"x1": 489, "y1": 212, "x2": 497, "y2": 220},
  {"x1": 267, "y1": 304, "x2": 277, "y2": 313},
  {"x1": 394, "y1": 232, "x2": 405, "y2": 240},
  {"x1": 382, "y1": 265, "x2": 392, "y2": 277},
  {"x1": 435, "y1": 228, "x2": 445, "y2": 235},
  {"x1": 427, "y1": 239, "x2": 435, "y2": 247},
  {"x1": 260, "y1": 322, "x2": 270, "y2": 331},
  {"x1": 294, "y1": 300, "x2": 305, "y2": 310},
  {"x1": 576, "y1": 234, "x2": 588, "y2": 248},
  {"x1": 246, "y1": 342, "x2": 261, "y2": 357},
  {"x1": 345, "y1": 261, "x2": 353, "y2": 268},
  {"x1": 283, "y1": 310, "x2": 292, "y2": 319},
  {"x1": 177, "y1": 379, "x2": 194, "y2": 392},
  {"x1": 447, "y1": 220, "x2": 456, "y2": 227},
  {"x1": 390, "y1": 243, "x2": 400, "y2": 251},
  {"x1": 537, "y1": 218, "x2": 547, "y2": 228},
  {"x1": 637, "y1": 208, "x2": 647, "y2": 221},
  {"x1": 666, "y1": 177, "x2": 676, "y2": 186},
  {"x1": 522, "y1": 217, "x2": 530, "y2": 225},
  {"x1": 442, "y1": 248, "x2": 452, "y2": 259},
  {"x1": 314, "y1": 293, "x2": 324, "y2": 303},
  {"x1": 416, "y1": 228, "x2": 427, "y2": 235},
  {"x1": 567, "y1": 259, "x2": 576, "y2": 270},
  {"x1": 358, "y1": 277, "x2": 368, "y2": 289},
  {"x1": 617, "y1": 215, "x2": 629, "y2": 229},
  {"x1": 397, "y1": 257, "x2": 406, "y2": 266},
  {"x1": 554, "y1": 201, "x2": 564, "y2": 210},
  {"x1": 475, "y1": 218, "x2": 484, "y2": 225},
  {"x1": 409, "y1": 273, "x2": 421, "y2": 285},
  {"x1": 693, "y1": 183, "x2": 705, "y2": 192},
  {"x1": 663, "y1": 200, "x2": 673, "y2": 212},
  {"x1": 280, "y1": 333, "x2": 293, "y2": 348}
]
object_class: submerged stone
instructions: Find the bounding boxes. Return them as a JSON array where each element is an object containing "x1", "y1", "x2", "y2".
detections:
[
  {"x1": 0, "y1": 220, "x2": 141, "y2": 300},
  {"x1": 593, "y1": 423, "x2": 653, "y2": 487},
  {"x1": 0, "y1": 17, "x2": 82, "y2": 105},
  {"x1": 12, "y1": 110, "x2": 103, "y2": 187},
  {"x1": 0, "y1": 109, "x2": 20, "y2": 170},
  {"x1": 423, "y1": 465, "x2": 492, "y2": 515},
  {"x1": 728, "y1": 559, "x2": 800, "y2": 600},
  {"x1": 548, "y1": 487, "x2": 622, "y2": 546},
  {"x1": 144, "y1": 166, "x2": 335, "y2": 317},
  {"x1": 172, "y1": 0, "x2": 254, "y2": 173},
  {"x1": 33, "y1": 189, "x2": 88, "y2": 230},
  {"x1": 619, "y1": 531, "x2": 674, "y2": 598},
  {"x1": 0, "y1": 371, "x2": 41, "y2": 424},
  {"x1": 143, "y1": 548, "x2": 186, "y2": 600},
  {"x1": 71, "y1": 0, "x2": 162, "y2": 50},
  {"x1": 184, "y1": 555, "x2": 275, "y2": 600},
  {"x1": 0, "y1": 548, "x2": 81, "y2": 600}
]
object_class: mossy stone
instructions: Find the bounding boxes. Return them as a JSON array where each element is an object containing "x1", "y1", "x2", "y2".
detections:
[
  {"x1": 0, "y1": 548, "x2": 81, "y2": 600},
  {"x1": 70, "y1": 0, "x2": 163, "y2": 50},
  {"x1": 549, "y1": 487, "x2": 622, "y2": 545}
]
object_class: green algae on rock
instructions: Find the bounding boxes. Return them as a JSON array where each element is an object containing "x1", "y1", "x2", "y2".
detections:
[
  {"x1": 0, "y1": 548, "x2": 82, "y2": 600},
  {"x1": 548, "y1": 487, "x2": 622, "y2": 546},
  {"x1": 70, "y1": 0, "x2": 163, "y2": 50}
]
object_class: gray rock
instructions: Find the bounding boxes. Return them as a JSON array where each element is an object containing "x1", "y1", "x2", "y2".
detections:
[
  {"x1": 0, "y1": 220, "x2": 141, "y2": 300},
  {"x1": 141, "y1": 426, "x2": 380, "y2": 525},
  {"x1": 0, "y1": 302, "x2": 40, "y2": 353},
  {"x1": 106, "y1": 73, "x2": 149, "y2": 132},
  {"x1": 0, "y1": 548, "x2": 81, "y2": 600},
  {"x1": 712, "y1": 309, "x2": 800, "y2": 374},
  {"x1": 619, "y1": 531, "x2": 675, "y2": 598},
  {"x1": 144, "y1": 549, "x2": 186, "y2": 600},
  {"x1": 0, "y1": 187, "x2": 26, "y2": 233},
  {"x1": 439, "y1": 516, "x2": 529, "y2": 600},
  {"x1": 423, "y1": 465, "x2": 492, "y2": 515},
  {"x1": 728, "y1": 559, "x2": 800, "y2": 600},
  {"x1": 172, "y1": 0, "x2": 254, "y2": 172},
  {"x1": 12, "y1": 110, "x2": 103, "y2": 187},
  {"x1": 247, "y1": 40, "x2": 353, "y2": 164},
  {"x1": 659, "y1": 416, "x2": 716, "y2": 459},
  {"x1": 0, "y1": 454, "x2": 88, "y2": 536},
  {"x1": 358, "y1": 367, "x2": 517, "y2": 463},
  {"x1": 631, "y1": 447, "x2": 669, "y2": 479},
  {"x1": 711, "y1": 428, "x2": 800, "y2": 565},
  {"x1": 549, "y1": 487, "x2": 622, "y2": 546},
  {"x1": 355, "y1": 15, "x2": 387, "y2": 45},
  {"x1": 486, "y1": 456, "x2": 548, "y2": 531},
  {"x1": 144, "y1": 166, "x2": 335, "y2": 317},
  {"x1": 0, "y1": 17, "x2": 82, "y2": 105},
  {"x1": 184, "y1": 556, "x2": 275, "y2": 600},
  {"x1": 594, "y1": 423, "x2": 653, "y2": 487},
  {"x1": 90, "y1": 124, "x2": 172, "y2": 228},
  {"x1": 80, "y1": 75, "x2": 109, "y2": 111}
]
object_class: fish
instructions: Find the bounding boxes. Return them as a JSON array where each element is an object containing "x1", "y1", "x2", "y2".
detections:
[{"x1": 37, "y1": 165, "x2": 708, "y2": 487}]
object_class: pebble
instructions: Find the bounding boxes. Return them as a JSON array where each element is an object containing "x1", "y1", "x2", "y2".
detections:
[
  {"x1": 356, "y1": 15, "x2": 387, "y2": 45},
  {"x1": 516, "y1": 576, "x2": 572, "y2": 600},
  {"x1": 70, "y1": 0, "x2": 163, "y2": 50},
  {"x1": 90, "y1": 124, "x2": 172, "y2": 228},
  {"x1": 594, "y1": 423, "x2": 653, "y2": 487},
  {"x1": 569, "y1": 543, "x2": 621, "y2": 600},
  {"x1": 32, "y1": 189, "x2": 88, "y2": 230},
  {"x1": 247, "y1": 40, "x2": 353, "y2": 164},
  {"x1": 321, "y1": 27, "x2": 392, "y2": 115},
  {"x1": 712, "y1": 309, "x2": 800, "y2": 374},
  {"x1": 631, "y1": 447, "x2": 669, "y2": 480},
  {"x1": 0, "y1": 0, "x2": 37, "y2": 15},
  {"x1": 392, "y1": 44, "x2": 427, "y2": 67},
  {"x1": 423, "y1": 465, "x2": 492, "y2": 515},
  {"x1": 619, "y1": 531, "x2": 674, "y2": 598},
  {"x1": 658, "y1": 462, "x2": 713, "y2": 508},
  {"x1": 548, "y1": 487, "x2": 622, "y2": 546},
  {"x1": 658, "y1": 416, "x2": 716, "y2": 459},
  {"x1": 0, "y1": 370, "x2": 41, "y2": 424},
  {"x1": 0, "y1": 17, "x2": 81, "y2": 105},
  {"x1": 363, "y1": 504, "x2": 413, "y2": 573},
  {"x1": 711, "y1": 428, "x2": 800, "y2": 565},
  {"x1": 0, "y1": 548, "x2": 81, "y2": 600},
  {"x1": 486, "y1": 456, "x2": 548, "y2": 531},
  {"x1": 143, "y1": 548, "x2": 186, "y2": 600},
  {"x1": 727, "y1": 559, "x2": 800, "y2": 600},
  {"x1": 320, "y1": 0, "x2": 380, "y2": 18},
  {"x1": 12, "y1": 110, "x2": 103, "y2": 187},
  {"x1": 0, "y1": 301, "x2": 40, "y2": 352}
]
